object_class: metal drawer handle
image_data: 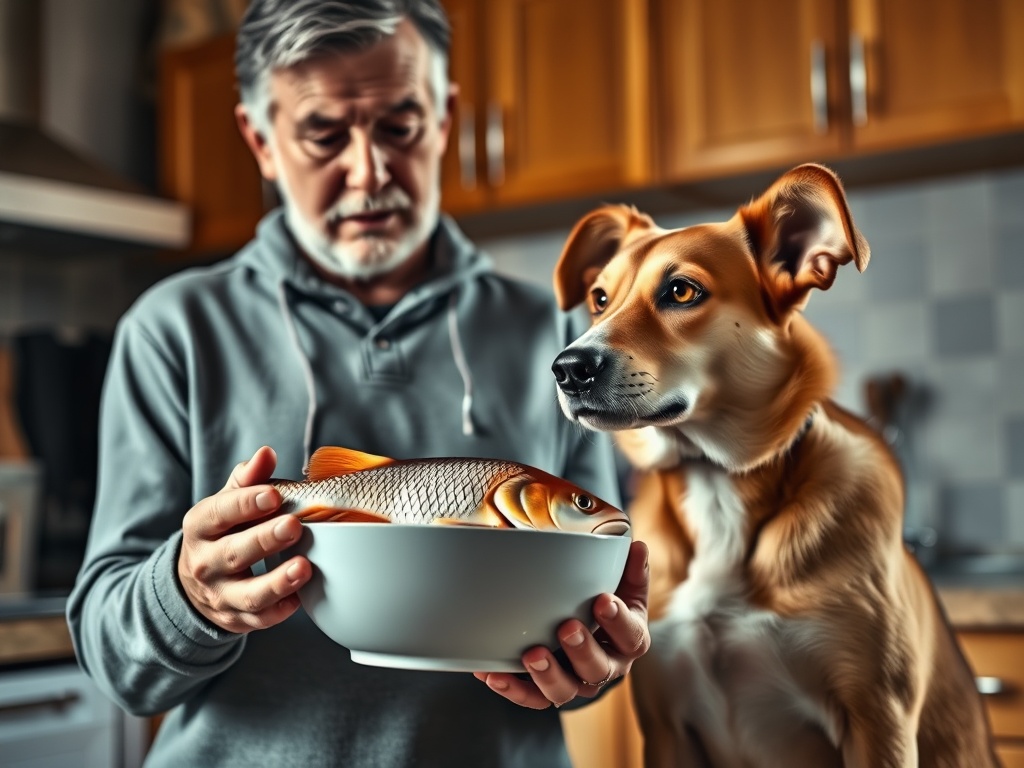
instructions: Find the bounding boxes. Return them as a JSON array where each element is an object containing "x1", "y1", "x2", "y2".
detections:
[
  {"x1": 457, "y1": 102, "x2": 477, "y2": 190},
  {"x1": 485, "y1": 102, "x2": 505, "y2": 187},
  {"x1": 810, "y1": 40, "x2": 828, "y2": 134},
  {"x1": 976, "y1": 676, "x2": 1010, "y2": 696},
  {"x1": 849, "y1": 32, "x2": 868, "y2": 126},
  {"x1": 0, "y1": 690, "x2": 82, "y2": 716}
]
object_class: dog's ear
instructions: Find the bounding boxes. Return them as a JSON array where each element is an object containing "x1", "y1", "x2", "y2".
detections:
[
  {"x1": 739, "y1": 163, "x2": 870, "y2": 317},
  {"x1": 553, "y1": 205, "x2": 656, "y2": 310}
]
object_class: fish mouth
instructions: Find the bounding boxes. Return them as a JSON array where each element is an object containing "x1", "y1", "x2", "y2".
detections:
[{"x1": 592, "y1": 520, "x2": 631, "y2": 536}]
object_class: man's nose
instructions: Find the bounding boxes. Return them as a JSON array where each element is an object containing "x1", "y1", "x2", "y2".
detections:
[{"x1": 343, "y1": 131, "x2": 391, "y2": 193}]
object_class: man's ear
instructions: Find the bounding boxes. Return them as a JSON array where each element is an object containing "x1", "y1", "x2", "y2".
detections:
[
  {"x1": 438, "y1": 81, "x2": 459, "y2": 155},
  {"x1": 235, "y1": 104, "x2": 278, "y2": 183},
  {"x1": 553, "y1": 205, "x2": 656, "y2": 310},
  {"x1": 738, "y1": 163, "x2": 870, "y2": 318}
]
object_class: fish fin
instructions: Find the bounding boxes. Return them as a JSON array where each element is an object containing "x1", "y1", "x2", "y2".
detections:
[
  {"x1": 297, "y1": 506, "x2": 391, "y2": 523},
  {"x1": 486, "y1": 474, "x2": 536, "y2": 529},
  {"x1": 306, "y1": 446, "x2": 395, "y2": 481}
]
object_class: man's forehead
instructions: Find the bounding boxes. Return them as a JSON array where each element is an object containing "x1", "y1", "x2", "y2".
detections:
[{"x1": 270, "y1": 37, "x2": 432, "y2": 119}]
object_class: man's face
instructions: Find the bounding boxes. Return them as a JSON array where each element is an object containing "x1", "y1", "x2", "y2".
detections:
[{"x1": 241, "y1": 20, "x2": 452, "y2": 280}]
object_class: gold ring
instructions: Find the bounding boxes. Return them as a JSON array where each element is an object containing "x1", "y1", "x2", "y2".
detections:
[{"x1": 584, "y1": 668, "x2": 615, "y2": 688}]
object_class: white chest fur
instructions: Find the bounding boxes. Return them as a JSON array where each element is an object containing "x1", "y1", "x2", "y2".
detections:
[{"x1": 645, "y1": 464, "x2": 841, "y2": 766}]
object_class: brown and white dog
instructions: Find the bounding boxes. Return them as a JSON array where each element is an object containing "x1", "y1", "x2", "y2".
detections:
[{"x1": 551, "y1": 164, "x2": 998, "y2": 767}]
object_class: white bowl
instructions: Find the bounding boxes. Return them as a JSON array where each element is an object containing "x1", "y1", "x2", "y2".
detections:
[{"x1": 287, "y1": 523, "x2": 631, "y2": 672}]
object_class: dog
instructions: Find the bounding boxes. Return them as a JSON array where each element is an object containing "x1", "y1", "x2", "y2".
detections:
[{"x1": 551, "y1": 164, "x2": 998, "y2": 767}]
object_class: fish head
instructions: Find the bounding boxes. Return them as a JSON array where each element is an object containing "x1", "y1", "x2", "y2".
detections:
[{"x1": 490, "y1": 471, "x2": 631, "y2": 536}]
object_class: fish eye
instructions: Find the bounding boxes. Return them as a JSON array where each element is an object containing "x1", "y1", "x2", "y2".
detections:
[
  {"x1": 589, "y1": 288, "x2": 609, "y2": 315},
  {"x1": 573, "y1": 493, "x2": 595, "y2": 512}
]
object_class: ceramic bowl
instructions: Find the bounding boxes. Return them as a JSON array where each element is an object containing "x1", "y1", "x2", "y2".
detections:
[{"x1": 287, "y1": 523, "x2": 631, "y2": 672}]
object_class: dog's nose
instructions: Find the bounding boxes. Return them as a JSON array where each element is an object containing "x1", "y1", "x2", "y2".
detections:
[{"x1": 552, "y1": 348, "x2": 606, "y2": 394}]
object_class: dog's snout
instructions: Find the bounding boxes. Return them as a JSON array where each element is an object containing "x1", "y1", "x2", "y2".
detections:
[{"x1": 552, "y1": 348, "x2": 606, "y2": 393}]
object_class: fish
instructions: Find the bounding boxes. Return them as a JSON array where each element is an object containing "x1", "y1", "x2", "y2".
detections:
[{"x1": 271, "y1": 446, "x2": 630, "y2": 536}]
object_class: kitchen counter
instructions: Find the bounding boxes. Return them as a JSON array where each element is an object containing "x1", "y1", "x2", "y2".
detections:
[
  {"x1": 0, "y1": 593, "x2": 74, "y2": 667},
  {"x1": 0, "y1": 566, "x2": 1021, "y2": 671},
  {"x1": 929, "y1": 555, "x2": 1024, "y2": 629}
]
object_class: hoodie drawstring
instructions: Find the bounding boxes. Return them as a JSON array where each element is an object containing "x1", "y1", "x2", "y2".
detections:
[
  {"x1": 447, "y1": 290, "x2": 476, "y2": 436},
  {"x1": 276, "y1": 281, "x2": 318, "y2": 471}
]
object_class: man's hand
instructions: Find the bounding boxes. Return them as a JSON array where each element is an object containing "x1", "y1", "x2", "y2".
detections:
[
  {"x1": 475, "y1": 540, "x2": 650, "y2": 709},
  {"x1": 178, "y1": 446, "x2": 312, "y2": 633}
]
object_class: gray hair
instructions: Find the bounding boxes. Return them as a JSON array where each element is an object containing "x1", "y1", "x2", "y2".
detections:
[{"x1": 236, "y1": 0, "x2": 452, "y2": 136}]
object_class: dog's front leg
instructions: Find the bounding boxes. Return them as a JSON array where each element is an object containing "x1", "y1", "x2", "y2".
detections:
[
  {"x1": 631, "y1": 635, "x2": 727, "y2": 768},
  {"x1": 841, "y1": 706, "x2": 919, "y2": 768}
]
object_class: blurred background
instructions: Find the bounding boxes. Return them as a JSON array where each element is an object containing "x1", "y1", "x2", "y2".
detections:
[{"x1": 0, "y1": 0, "x2": 1022, "y2": 765}]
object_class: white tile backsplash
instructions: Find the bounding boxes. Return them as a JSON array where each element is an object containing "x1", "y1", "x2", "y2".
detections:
[
  {"x1": 996, "y1": 292, "x2": 1024, "y2": 353},
  {"x1": 862, "y1": 302, "x2": 931, "y2": 366}
]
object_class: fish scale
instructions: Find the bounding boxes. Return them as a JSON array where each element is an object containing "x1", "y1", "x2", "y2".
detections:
[{"x1": 275, "y1": 458, "x2": 525, "y2": 523}]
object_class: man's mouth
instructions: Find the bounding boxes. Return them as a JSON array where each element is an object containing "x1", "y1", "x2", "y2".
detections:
[{"x1": 343, "y1": 210, "x2": 397, "y2": 225}]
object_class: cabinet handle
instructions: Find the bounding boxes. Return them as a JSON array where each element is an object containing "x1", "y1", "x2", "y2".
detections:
[
  {"x1": 486, "y1": 102, "x2": 505, "y2": 187},
  {"x1": 0, "y1": 690, "x2": 81, "y2": 716},
  {"x1": 457, "y1": 103, "x2": 477, "y2": 190},
  {"x1": 849, "y1": 32, "x2": 868, "y2": 126},
  {"x1": 810, "y1": 40, "x2": 828, "y2": 134},
  {"x1": 976, "y1": 676, "x2": 1011, "y2": 696}
]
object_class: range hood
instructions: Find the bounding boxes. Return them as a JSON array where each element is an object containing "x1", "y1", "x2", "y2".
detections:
[{"x1": 0, "y1": 0, "x2": 189, "y2": 253}]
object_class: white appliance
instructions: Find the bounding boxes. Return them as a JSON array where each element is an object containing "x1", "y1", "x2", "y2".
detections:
[{"x1": 0, "y1": 460, "x2": 42, "y2": 594}]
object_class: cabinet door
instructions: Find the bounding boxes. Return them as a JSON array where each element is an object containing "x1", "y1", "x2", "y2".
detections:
[
  {"x1": 957, "y1": 631, "x2": 1024, "y2": 740},
  {"x1": 656, "y1": 0, "x2": 846, "y2": 179},
  {"x1": 848, "y1": 0, "x2": 1024, "y2": 151},
  {"x1": 440, "y1": 0, "x2": 488, "y2": 215},
  {"x1": 999, "y1": 743, "x2": 1024, "y2": 768},
  {"x1": 159, "y1": 35, "x2": 268, "y2": 255},
  {"x1": 485, "y1": 0, "x2": 651, "y2": 206}
]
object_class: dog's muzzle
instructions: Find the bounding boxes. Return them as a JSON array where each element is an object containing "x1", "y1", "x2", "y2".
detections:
[{"x1": 552, "y1": 347, "x2": 606, "y2": 395}]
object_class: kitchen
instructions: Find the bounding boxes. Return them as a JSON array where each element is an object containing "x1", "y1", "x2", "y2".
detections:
[{"x1": 1, "y1": 0, "x2": 1023, "y2": 766}]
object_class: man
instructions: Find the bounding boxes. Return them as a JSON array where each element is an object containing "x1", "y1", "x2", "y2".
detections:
[{"x1": 66, "y1": 1, "x2": 650, "y2": 766}]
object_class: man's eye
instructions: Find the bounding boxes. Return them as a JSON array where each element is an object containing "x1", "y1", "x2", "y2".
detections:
[
  {"x1": 590, "y1": 287, "x2": 609, "y2": 315},
  {"x1": 307, "y1": 133, "x2": 345, "y2": 151},
  {"x1": 377, "y1": 121, "x2": 422, "y2": 147}
]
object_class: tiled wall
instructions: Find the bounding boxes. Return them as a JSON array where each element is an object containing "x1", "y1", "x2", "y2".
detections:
[{"x1": 480, "y1": 165, "x2": 1024, "y2": 559}]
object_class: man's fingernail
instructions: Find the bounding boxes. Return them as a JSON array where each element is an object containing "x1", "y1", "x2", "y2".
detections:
[
  {"x1": 274, "y1": 518, "x2": 295, "y2": 541},
  {"x1": 529, "y1": 657, "x2": 549, "y2": 672},
  {"x1": 256, "y1": 491, "x2": 277, "y2": 512},
  {"x1": 599, "y1": 600, "x2": 619, "y2": 620},
  {"x1": 286, "y1": 562, "x2": 301, "y2": 581},
  {"x1": 565, "y1": 630, "x2": 584, "y2": 647}
]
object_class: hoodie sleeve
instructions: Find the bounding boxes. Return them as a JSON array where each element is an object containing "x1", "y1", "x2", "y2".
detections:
[{"x1": 66, "y1": 312, "x2": 246, "y2": 717}]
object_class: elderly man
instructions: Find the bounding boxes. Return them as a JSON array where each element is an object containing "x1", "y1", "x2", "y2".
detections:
[{"x1": 67, "y1": 1, "x2": 650, "y2": 766}]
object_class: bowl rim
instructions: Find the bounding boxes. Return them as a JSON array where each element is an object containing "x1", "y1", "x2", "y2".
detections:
[{"x1": 297, "y1": 521, "x2": 632, "y2": 541}]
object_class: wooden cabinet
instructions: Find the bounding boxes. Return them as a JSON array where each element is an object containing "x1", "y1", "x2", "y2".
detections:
[
  {"x1": 654, "y1": 0, "x2": 848, "y2": 178},
  {"x1": 158, "y1": 34, "x2": 268, "y2": 256},
  {"x1": 958, "y1": 630, "x2": 1024, "y2": 764},
  {"x1": 442, "y1": 0, "x2": 651, "y2": 215},
  {"x1": 848, "y1": 0, "x2": 1024, "y2": 152},
  {"x1": 155, "y1": 1, "x2": 1024, "y2": 247},
  {"x1": 653, "y1": 0, "x2": 1024, "y2": 181}
]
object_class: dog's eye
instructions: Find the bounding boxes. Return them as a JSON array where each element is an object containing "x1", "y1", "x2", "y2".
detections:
[
  {"x1": 589, "y1": 288, "x2": 609, "y2": 315},
  {"x1": 668, "y1": 279, "x2": 704, "y2": 306}
]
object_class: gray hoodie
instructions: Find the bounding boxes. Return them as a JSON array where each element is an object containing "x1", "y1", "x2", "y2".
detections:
[{"x1": 67, "y1": 210, "x2": 621, "y2": 767}]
